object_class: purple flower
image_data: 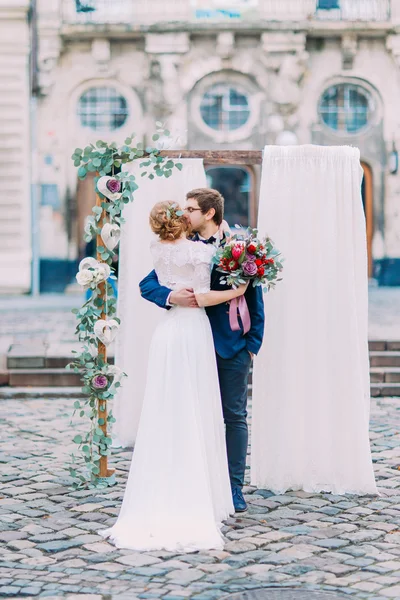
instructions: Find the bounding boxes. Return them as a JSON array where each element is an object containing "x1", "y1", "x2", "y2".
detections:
[
  {"x1": 106, "y1": 179, "x2": 121, "y2": 194},
  {"x1": 245, "y1": 252, "x2": 256, "y2": 262},
  {"x1": 242, "y1": 260, "x2": 258, "y2": 277},
  {"x1": 91, "y1": 374, "x2": 109, "y2": 390}
]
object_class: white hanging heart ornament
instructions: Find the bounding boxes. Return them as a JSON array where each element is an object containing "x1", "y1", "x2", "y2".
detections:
[
  {"x1": 101, "y1": 223, "x2": 121, "y2": 251},
  {"x1": 94, "y1": 319, "x2": 120, "y2": 346},
  {"x1": 107, "y1": 365, "x2": 125, "y2": 393},
  {"x1": 97, "y1": 176, "x2": 122, "y2": 201},
  {"x1": 78, "y1": 257, "x2": 98, "y2": 272}
]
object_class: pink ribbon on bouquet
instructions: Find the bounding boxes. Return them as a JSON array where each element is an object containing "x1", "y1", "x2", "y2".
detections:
[{"x1": 229, "y1": 296, "x2": 251, "y2": 335}]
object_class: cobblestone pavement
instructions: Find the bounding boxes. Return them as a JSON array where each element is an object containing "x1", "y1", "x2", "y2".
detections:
[{"x1": 1, "y1": 396, "x2": 400, "y2": 600}]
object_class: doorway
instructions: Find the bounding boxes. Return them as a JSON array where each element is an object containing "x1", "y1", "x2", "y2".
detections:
[
  {"x1": 361, "y1": 161, "x2": 373, "y2": 278},
  {"x1": 205, "y1": 165, "x2": 257, "y2": 229}
]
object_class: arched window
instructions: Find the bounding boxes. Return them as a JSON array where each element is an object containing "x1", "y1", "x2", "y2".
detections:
[
  {"x1": 200, "y1": 84, "x2": 250, "y2": 131},
  {"x1": 319, "y1": 83, "x2": 374, "y2": 134},
  {"x1": 77, "y1": 87, "x2": 129, "y2": 131}
]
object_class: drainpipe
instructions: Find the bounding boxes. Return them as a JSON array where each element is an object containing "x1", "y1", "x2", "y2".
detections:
[{"x1": 29, "y1": 0, "x2": 40, "y2": 295}]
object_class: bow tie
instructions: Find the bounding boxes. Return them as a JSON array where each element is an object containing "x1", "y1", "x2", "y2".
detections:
[{"x1": 201, "y1": 236, "x2": 216, "y2": 245}]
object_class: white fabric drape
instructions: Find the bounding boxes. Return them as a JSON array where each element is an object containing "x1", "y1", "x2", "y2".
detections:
[
  {"x1": 112, "y1": 159, "x2": 207, "y2": 447},
  {"x1": 251, "y1": 145, "x2": 377, "y2": 495}
]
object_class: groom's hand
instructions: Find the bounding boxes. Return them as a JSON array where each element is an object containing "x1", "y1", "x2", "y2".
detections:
[{"x1": 170, "y1": 288, "x2": 199, "y2": 308}]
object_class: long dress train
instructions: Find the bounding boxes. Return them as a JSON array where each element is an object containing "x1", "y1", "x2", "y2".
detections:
[{"x1": 101, "y1": 239, "x2": 234, "y2": 551}]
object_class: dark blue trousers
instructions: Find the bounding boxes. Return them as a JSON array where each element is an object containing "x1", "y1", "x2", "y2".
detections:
[{"x1": 216, "y1": 348, "x2": 252, "y2": 490}]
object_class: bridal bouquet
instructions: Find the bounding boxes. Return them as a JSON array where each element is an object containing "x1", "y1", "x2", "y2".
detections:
[{"x1": 215, "y1": 227, "x2": 283, "y2": 292}]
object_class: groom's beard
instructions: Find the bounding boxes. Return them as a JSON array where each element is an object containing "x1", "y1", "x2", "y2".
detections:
[{"x1": 187, "y1": 227, "x2": 200, "y2": 238}]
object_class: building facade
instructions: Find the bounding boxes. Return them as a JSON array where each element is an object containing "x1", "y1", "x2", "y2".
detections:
[
  {"x1": 2, "y1": 0, "x2": 400, "y2": 292},
  {"x1": 1, "y1": 0, "x2": 32, "y2": 293}
]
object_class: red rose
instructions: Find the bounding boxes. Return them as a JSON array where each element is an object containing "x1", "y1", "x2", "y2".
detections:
[
  {"x1": 257, "y1": 267, "x2": 265, "y2": 276},
  {"x1": 255, "y1": 259, "x2": 263, "y2": 267},
  {"x1": 247, "y1": 243, "x2": 257, "y2": 255}
]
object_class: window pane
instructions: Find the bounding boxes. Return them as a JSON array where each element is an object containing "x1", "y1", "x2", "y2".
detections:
[
  {"x1": 200, "y1": 85, "x2": 250, "y2": 131},
  {"x1": 78, "y1": 87, "x2": 129, "y2": 131},
  {"x1": 318, "y1": 0, "x2": 340, "y2": 8},
  {"x1": 319, "y1": 83, "x2": 372, "y2": 133}
]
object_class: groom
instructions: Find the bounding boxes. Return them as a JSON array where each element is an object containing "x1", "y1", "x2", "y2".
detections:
[{"x1": 139, "y1": 188, "x2": 265, "y2": 512}]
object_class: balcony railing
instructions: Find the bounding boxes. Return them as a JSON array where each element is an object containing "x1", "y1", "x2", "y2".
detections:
[
  {"x1": 62, "y1": 0, "x2": 391, "y2": 26},
  {"x1": 314, "y1": 0, "x2": 391, "y2": 21},
  {"x1": 260, "y1": 0, "x2": 391, "y2": 21}
]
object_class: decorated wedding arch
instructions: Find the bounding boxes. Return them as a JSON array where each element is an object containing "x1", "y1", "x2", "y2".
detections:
[{"x1": 68, "y1": 125, "x2": 263, "y2": 489}]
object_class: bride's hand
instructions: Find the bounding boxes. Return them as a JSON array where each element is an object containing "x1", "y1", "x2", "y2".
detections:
[
  {"x1": 234, "y1": 282, "x2": 249, "y2": 297},
  {"x1": 219, "y1": 219, "x2": 232, "y2": 240}
]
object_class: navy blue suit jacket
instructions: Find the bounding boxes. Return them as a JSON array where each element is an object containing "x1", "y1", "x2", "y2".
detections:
[{"x1": 139, "y1": 239, "x2": 265, "y2": 360}]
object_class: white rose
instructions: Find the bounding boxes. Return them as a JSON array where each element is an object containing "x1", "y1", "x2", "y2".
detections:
[
  {"x1": 95, "y1": 263, "x2": 111, "y2": 282},
  {"x1": 76, "y1": 269, "x2": 94, "y2": 287}
]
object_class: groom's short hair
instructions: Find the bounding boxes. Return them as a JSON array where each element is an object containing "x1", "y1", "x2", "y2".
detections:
[{"x1": 186, "y1": 188, "x2": 224, "y2": 226}]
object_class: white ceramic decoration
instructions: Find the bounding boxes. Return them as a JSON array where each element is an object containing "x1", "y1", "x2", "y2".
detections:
[
  {"x1": 107, "y1": 365, "x2": 124, "y2": 392},
  {"x1": 78, "y1": 257, "x2": 98, "y2": 272},
  {"x1": 97, "y1": 176, "x2": 122, "y2": 201},
  {"x1": 101, "y1": 223, "x2": 121, "y2": 251},
  {"x1": 93, "y1": 319, "x2": 120, "y2": 346}
]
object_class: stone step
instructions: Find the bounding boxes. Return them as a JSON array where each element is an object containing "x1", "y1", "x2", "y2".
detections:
[
  {"x1": 370, "y1": 368, "x2": 400, "y2": 383},
  {"x1": 0, "y1": 371, "x2": 9, "y2": 386},
  {"x1": 369, "y1": 341, "x2": 400, "y2": 351},
  {"x1": 369, "y1": 351, "x2": 400, "y2": 368},
  {"x1": 4, "y1": 344, "x2": 400, "y2": 389},
  {"x1": 8, "y1": 368, "x2": 82, "y2": 388},
  {"x1": 371, "y1": 383, "x2": 400, "y2": 397},
  {"x1": 0, "y1": 387, "x2": 85, "y2": 400},
  {"x1": 8, "y1": 355, "x2": 115, "y2": 369}
]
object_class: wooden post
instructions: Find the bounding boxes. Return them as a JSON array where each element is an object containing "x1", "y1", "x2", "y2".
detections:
[{"x1": 95, "y1": 190, "x2": 115, "y2": 483}]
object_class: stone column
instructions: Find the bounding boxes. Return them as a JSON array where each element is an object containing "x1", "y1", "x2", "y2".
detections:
[
  {"x1": 0, "y1": 0, "x2": 32, "y2": 293},
  {"x1": 390, "y1": 0, "x2": 400, "y2": 25}
]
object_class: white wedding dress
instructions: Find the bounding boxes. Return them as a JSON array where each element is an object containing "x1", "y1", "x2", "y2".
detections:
[{"x1": 101, "y1": 238, "x2": 234, "y2": 552}]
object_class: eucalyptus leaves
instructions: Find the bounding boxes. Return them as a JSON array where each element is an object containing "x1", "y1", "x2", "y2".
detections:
[
  {"x1": 166, "y1": 203, "x2": 184, "y2": 220},
  {"x1": 68, "y1": 127, "x2": 182, "y2": 488}
]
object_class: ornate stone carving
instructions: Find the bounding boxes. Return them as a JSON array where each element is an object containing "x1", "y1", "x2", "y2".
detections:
[
  {"x1": 387, "y1": 34, "x2": 400, "y2": 69},
  {"x1": 341, "y1": 33, "x2": 358, "y2": 70},
  {"x1": 269, "y1": 52, "x2": 309, "y2": 114},
  {"x1": 145, "y1": 55, "x2": 183, "y2": 120},
  {"x1": 37, "y1": 35, "x2": 61, "y2": 95}
]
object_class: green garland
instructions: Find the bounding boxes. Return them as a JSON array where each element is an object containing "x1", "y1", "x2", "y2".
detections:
[{"x1": 67, "y1": 126, "x2": 182, "y2": 488}]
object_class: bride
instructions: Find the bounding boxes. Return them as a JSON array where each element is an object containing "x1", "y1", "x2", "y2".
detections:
[{"x1": 101, "y1": 201, "x2": 247, "y2": 552}]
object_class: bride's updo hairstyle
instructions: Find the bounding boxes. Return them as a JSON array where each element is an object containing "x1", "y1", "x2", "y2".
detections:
[{"x1": 149, "y1": 201, "x2": 191, "y2": 241}]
